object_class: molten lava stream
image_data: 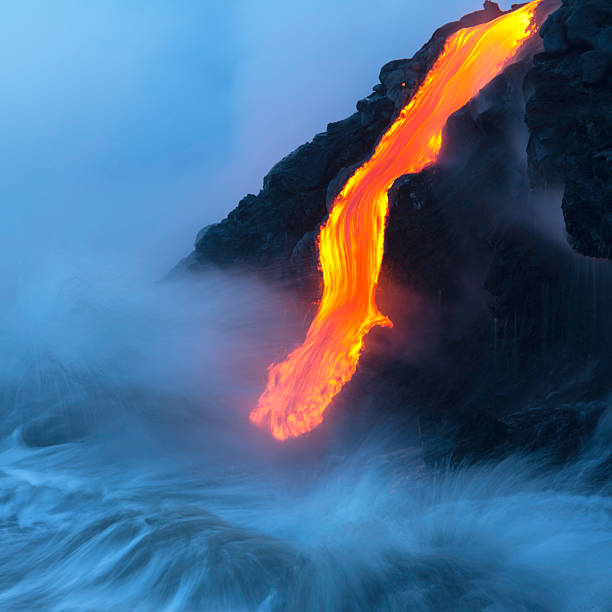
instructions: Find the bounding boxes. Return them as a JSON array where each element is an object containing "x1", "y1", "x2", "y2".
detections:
[{"x1": 252, "y1": 0, "x2": 544, "y2": 441}]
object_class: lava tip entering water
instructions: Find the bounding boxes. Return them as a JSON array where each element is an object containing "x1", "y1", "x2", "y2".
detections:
[{"x1": 251, "y1": 1, "x2": 545, "y2": 441}]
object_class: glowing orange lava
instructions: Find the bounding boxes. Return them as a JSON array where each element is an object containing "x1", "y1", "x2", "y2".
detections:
[{"x1": 252, "y1": 1, "x2": 544, "y2": 440}]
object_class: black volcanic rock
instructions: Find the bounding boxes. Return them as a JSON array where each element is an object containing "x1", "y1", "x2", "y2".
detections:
[
  {"x1": 526, "y1": 0, "x2": 612, "y2": 259},
  {"x1": 174, "y1": 1, "x2": 612, "y2": 469},
  {"x1": 581, "y1": 49, "x2": 612, "y2": 83},
  {"x1": 179, "y1": 2, "x2": 527, "y2": 283},
  {"x1": 383, "y1": 170, "x2": 457, "y2": 298},
  {"x1": 420, "y1": 402, "x2": 605, "y2": 467},
  {"x1": 382, "y1": 58, "x2": 549, "y2": 337},
  {"x1": 193, "y1": 108, "x2": 394, "y2": 272}
]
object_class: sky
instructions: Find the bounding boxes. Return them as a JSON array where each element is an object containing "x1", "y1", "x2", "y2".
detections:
[{"x1": 0, "y1": 0, "x2": 515, "y2": 279}]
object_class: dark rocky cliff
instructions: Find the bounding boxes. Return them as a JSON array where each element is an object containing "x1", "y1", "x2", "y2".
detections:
[
  {"x1": 176, "y1": 1, "x2": 526, "y2": 283},
  {"x1": 175, "y1": 0, "x2": 612, "y2": 468},
  {"x1": 526, "y1": 0, "x2": 612, "y2": 258}
]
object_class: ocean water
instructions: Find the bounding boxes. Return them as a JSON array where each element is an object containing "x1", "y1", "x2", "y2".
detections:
[{"x1": 1, "y1": 265, "x2": 611, "y2": 611}]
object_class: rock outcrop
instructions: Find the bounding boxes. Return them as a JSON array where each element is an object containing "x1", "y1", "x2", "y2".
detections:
[
  {"x1": 174, "y1": 1, "x2": 612, "y2": 466},
  {"x1": 526, "y1": 0, "x2": 612, "y2": 258},
  {"x1": 179, "y1": 2, "x2": 523, "y2": 283}
]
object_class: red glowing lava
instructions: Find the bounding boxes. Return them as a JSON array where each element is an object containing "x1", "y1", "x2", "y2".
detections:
[{"x1": 252, "y1": 1, "x2": 545, "y2": 441}]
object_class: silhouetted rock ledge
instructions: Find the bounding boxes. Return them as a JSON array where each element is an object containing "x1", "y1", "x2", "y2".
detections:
[{"x1": 174, "y1": 1, "x2": 531, "y2": 283}]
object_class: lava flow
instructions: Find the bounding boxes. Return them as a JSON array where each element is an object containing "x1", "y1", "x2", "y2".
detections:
[{"x1": 251, "y1": 1, "x2": 545, "y2": 441}]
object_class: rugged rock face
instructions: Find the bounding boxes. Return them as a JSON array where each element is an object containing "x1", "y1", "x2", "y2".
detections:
[
  {"x1": 383, "y1": 60, "x2": 538, "y2": 309},
  {"x1": 189, "y1": 104, "x2": 393, "y2": 275},
  {"x1": 525, "y1": 0, "x2": 612, "y2": 258},
  {"x1": 371, "y1": 43, "x2": 612, "y2": 466},
  {"x1": 179, "y1": 2, "x2": 519, "y2": 282},
  {"x1": 175, "y1": 1, "x2": 612, "y2": 466}
]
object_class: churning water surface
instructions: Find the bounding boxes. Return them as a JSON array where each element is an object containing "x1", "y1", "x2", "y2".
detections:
[{"x1": 1, "y1": 265, "x2": 611, "y2": 611}]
